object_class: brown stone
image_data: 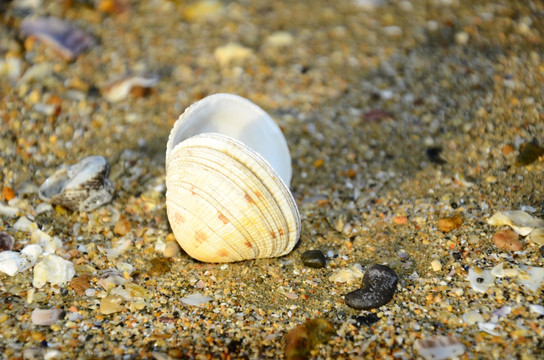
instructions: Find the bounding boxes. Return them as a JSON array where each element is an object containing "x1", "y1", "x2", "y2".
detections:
[
  {"x1": 438, "y1": 214, "x2": 463, "y2": 233},
  {"x1": 493, "y1": 229, "x2": 523, "y2": 251},
  {"x1": 113, "y1": 219, "x2": 131, "y2": 236}
]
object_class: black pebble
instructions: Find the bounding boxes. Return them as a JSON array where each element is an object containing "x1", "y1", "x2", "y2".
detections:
[
  {"x1": 344, "y1": 264, "x2": 398, "y2": 310},
  {"x1": 300, "y1": 250, "x2": 327, "y2": 269},
  {"x1": 425, "y1": 146, "x2": 446, "y2": 164},
  {"x1": 539, "y1": 246, "x2": 544, "y2": 257},
  {"x1": 354, "y1": 313, "x2": 380, "y2": 327}
]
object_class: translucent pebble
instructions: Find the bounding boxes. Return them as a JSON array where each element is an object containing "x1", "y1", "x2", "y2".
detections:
[
  {"x1": 0, "y1": 251, "x2": 29, "y2": 276},
  {"x1": 467, "y1": 268, "x2": 495, "y2": 293},
  {"x1": 32, "y1": 254, "x2": 75, "y2": 288},
  {"x1": 478, "y1": 322, "x2": 500, "y2": 336},
  {"x1": 329, "y1": 264, "x2": 364, "y2": 283},
  {"x1": 31, "y1": 308, "x2": 63, "y2": 326},
  {"x1": 21, "y1": 244, "x2": 43, "y2": 265},
  {"x1": 462, "y1": 310, "x2": 483, "y2": 325},
  {"x1": 529, "y1": 304, "x2": 544, "y2": 315},
  {"x1": 414, "y1": 335, "x2": 466, "y2": 360},
  {"x1": 180, "y1": 293, "x2": 213, "y2": 306},
  {"x1": 13, "y1": 216, "x2": 37, "y2": 233}
]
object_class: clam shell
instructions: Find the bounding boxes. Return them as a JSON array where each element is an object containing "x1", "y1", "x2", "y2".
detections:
[
  {"x1": 165, "y1": 94, "x2": 300, "y2": 262},
  {"x1": 39, "y1": 156, "x2": 114, "y2": 212}
]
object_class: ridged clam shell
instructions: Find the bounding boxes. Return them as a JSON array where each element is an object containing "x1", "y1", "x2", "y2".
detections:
[
  {"x1": 38, "y1": 156, "x2": 114, "y2": 212},
  {"x1": 165, "y1": 94, "x2": 300, "y2": 262}
]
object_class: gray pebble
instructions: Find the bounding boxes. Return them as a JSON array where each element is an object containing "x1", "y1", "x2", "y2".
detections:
[
  {"x1": 344, "y1": 264, "x2": 398, "y2": 310},
  {"x1": 300, "y1": 250, "x2": 326, "y2": 269},
  {"x1": 0, "y1": 231, "x2": 14, "y2": 251}
]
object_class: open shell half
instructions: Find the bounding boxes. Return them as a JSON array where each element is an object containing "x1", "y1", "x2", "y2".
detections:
[{"x1": 165, "y1": 94, "x2": 301, "y2": 262}]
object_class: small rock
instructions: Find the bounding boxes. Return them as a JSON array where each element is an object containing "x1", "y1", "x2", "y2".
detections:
[
  {"x1": 492, "y1": 229, "x2": 523, "y2": 251},
  {"x1": 490, "y1": 262, "x2": 519, "y2": 278},
  {"x1": 487, "y1": 210, "x2": 544, "y2": 236},
  {"x1": 529, "y1": 304, "x2": 544, "y2": 315},
  {"x1": 13, "y1": 216, "x2": 38, "y2": 233},
  {"x1": 182, "y1": 0, "x2": 223, "y2": 22},
  {"x1": 149, "y1": 257, "x2": 171, "y2": 276},
  {"x1": 163, "y1": 240, "x2": 181, "y2": 258},
  {"x1": 516, "y1": 141, "x2": 544, "y2": 166},
  {"x1": 438, "y1": 214, "x2": 462, "y2": 233},
  {"x1": 344, "y1": 264, "x2": 398, "y2": 310},
  {"x1": 31, "y1": 308, "x2": 63, "y2": 326},
  {"x1": 100, "y1": 295, "x2": 125, "y2": 314},
  {"x1": 467, "y1": 267, "x2": 495, "y2": 293},
  {"x1": 180, "y1": 293, "x2": 212, "y2": 306},
  {"x1": 329, "y1": 264, "x2": 364, "y2": 283},
  {"x1": 264, "y1": 31, "x2": 294, "y2": 47},
  {"x1": 0, "y1": 231, "x2": 14, "y2": 251},
  {"x1": 540, "y1": 245, "x2": 544, "y2": 257},
  {"x1": 113, "y1": 219, "x2": 132, "y2": 236},
  {"x1": 32, "y1": 254, "x2": 75, "y2": 288},
  {"x1": 430, "y1": 260, "x2": 442, "y2": 272},
  {"x1": 21, "y1": 244, "x2": 43, "y2": 266},
  {"x1": 414, "y1": 335, "x2": 466, "y2": 360},
  {"x1": 300, "y1": 250, "x2": 326, "y2": 269},
  {"x1": 285, "y1": 318, "x2": 335, "y2": 360},
  {"x1": 462, "y1": 310, "x2": 484, "y2": 325},
  {"x1": 214, "y1": 43, "x2": 254, "y2": 67}
]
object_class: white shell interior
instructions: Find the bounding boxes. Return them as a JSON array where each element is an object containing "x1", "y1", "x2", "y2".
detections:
[{"x1": 166, "y1": 93, "x2": 292, "y2": 186}]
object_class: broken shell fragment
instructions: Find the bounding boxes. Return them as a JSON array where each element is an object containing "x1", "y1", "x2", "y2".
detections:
[
  {"x1": 165, "y1": 93, "x2": 301, "y2": 262},
  {"x1": 20, "y1": 17, "x2": 95, "y2": 61},
  {"x1": 39, "y1": 156, "x2": 114, "y2": 212},
  {"x1": 102, "y1": 75, "x2": 159, "y2": 102}
]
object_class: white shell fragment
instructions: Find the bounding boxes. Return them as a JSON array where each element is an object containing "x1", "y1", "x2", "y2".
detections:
[
  {"x1": 32, "y1": 254, "x2": 75, "y2": 288},
  {"x1": 102, "y1": 75, "x2": 159, "y2": 102},
  {"x1": 487, "y1": 210, "x2": 544, "y2": 236},
  {"x1": 180, "y1": 292, "x2": 213, "y2": 306},
  {"x1": 467, "y1": 267, "x2": 495, "y2": 293},
  {"x1": 462, "y1": 310, "x2": 484, "y2": 325},
  {"x1": 39, "y1": 156, "x2": 114, "y2": 212},
  {"x1": 517, "y1": 265, "x2": 544, "y2": 293},
  {"x1": 165, "y1": 94, "x2": 301, "y2": 263},
  {"x1": 31, "y1": 308, "x2": 63, "y2": 326},
  {"x1": 414, "y1": 335, "x2": 466, "y2": 360},
  {"x1": 0, "y1": 251, "x2": 29, "y2": 276},
  {"x1": 329, "y1": 264, "x2": 364, "y2": 283}
]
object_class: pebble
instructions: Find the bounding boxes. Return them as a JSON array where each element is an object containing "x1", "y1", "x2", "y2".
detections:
[
  {"x1": 214, "y1": 43, "x2": 254, "y2": 67},
  {"x1": 182, "y1": 0, "x2": 223, "y2": 22},
  {"x1": 0, "y1": 203, "x2": 19, "y2": 217},
  {"x1": 264, "y1": 31, "x2": 294, "y2": 47},
  {"x1": 529, "y1": 304, "x2": 544, "y2": 315},
  {"x1": 437, "y1": 213, "x2": 462, "y2": 233},
  {"x1": 285, "y1": 318, "x2": 335, "y2": 360},
  {"x1": 344, "y1": 264, "x2": 398, "y2": 310},
  {"x1": 38, "y1": 156, "x2": 115, "y2": 212},
  {"x1": 414, "y1": 335, "x2": 466, "y2": 360},
  {"x1": 0, "y1": 231, "x2": 14, "y2": 251},
  {"x1": 0, "y1": 251, "x2": 29, "y2": 276},
  {"x1": 13, "y1": 216, "x2": 38, "y2": 233},
  {"x1": 163, "y1": 240, "x2": 181, "y2": 258},
  {"x1": 113, "y1": 219, "x2": 132, "y2": 236},
  {"x1": 467, "y1": 268, "x2": 495, "y2": 293},
  {"x1": 516, "y1": 141, "x2": 544, "y2": 165},
  {"x1": 32, "y1": 254, "x2": 75, "y2": 289},
  {"x1": 540, "y1": 245, "x2": 544, "y2": 257},
  {"x1": 31, "y1": 308, "x2": 63, "y2": 326},
  {"x1": 462, "y1": 310, "x2": 484, "y2": 325},
  {"x1": 329, "y1": 263, "x2": 364, "y2": 283},
  {"x1": 21, "y1": 244, "x2": 43, "y2": 266},
  {"x1": 100, "y1": 295, "x2": 125, "y2": 314},
  {"x1": 32, "y1": 229, "x2": 62, "y2": 254},
  {"x1": 19, "y1": 17, "x2": 95, "y2": 61},
  {"x1": 430, "y1": 260, "x2": 442, "y2": 272},
  {"x1": 492, "y1": 229, "x2": 523, "y2": 251},
  {"x1": 300, "y1": 250, "x2": 327, "y2": 269},
  {"x1": 180, "y1": 293, "x2": 212, "y2": 306}
]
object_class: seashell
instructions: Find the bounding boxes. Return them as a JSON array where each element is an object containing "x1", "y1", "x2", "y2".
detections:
[
  {"x1": 165, "y1": 93, "x2": 300, "y2": 262},
  {"x1": 20, "y1": 17, "x2": 95, "y2": 61},
  {"x1": 39, "y1": 156, "x2": 114, "y2": 212},
  {"x1": 102, "y1": 74, "x2": 159, "y2": 102}
]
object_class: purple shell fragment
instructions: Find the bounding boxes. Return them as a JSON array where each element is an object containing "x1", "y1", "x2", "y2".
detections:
[{"x1": 20, "y1": 17, "x2": 95, "y2": 61}]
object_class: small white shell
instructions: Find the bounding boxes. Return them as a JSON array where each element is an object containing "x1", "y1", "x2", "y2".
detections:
[{"x1": 165, "y1": 94, "x2": 300, "y2": 262}]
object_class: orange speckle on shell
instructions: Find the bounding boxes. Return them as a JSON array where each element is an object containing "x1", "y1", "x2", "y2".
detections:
[
  {"x1": 244, "y1": 193, "x2": 254, "y2": 204},
  {"x1": 218, "y1": 212, "x2": 229, "y2": 224},
  {"x1": 217, "y1": 249, "x2": 229, "y2": 257},
  {"x1": 270, "y1": 231, "x2": 277, "y2": 239},
  {"x1": 194, "y1": 230, "x2": 208, "y2": 245},
  {"x1": 174, "y1": 212, "x2": 186, "y2": 224},
  {"x1": 244, "y1": 241, "x2": 253, "y2": 248},
  {"x1": 278, "y1": 228, "x2": 285, "y2": 236}
]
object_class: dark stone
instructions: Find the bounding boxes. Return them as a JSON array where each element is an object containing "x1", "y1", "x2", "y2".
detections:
[
  {"x1": 344, "y1": 264, "x2": 398, "y2": 310},
  {"x1": 300, "y1": 250, "x2": 326, "y2": 269},
  {"x1": 426, "y1": 146, "x2": 446, "y2": 164},
  {"x1": 354, "y1": 313, "x2": 380, "y2": 327},
  {"x1": 539, "y1": 246, "x2": 544, "y2": 257},
  {"x1": 0, "y1": 231, "x2": 14, "y2": 251},
  {"x1": 516, "y1": 141, "x2": 544, "y2": 166}
]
